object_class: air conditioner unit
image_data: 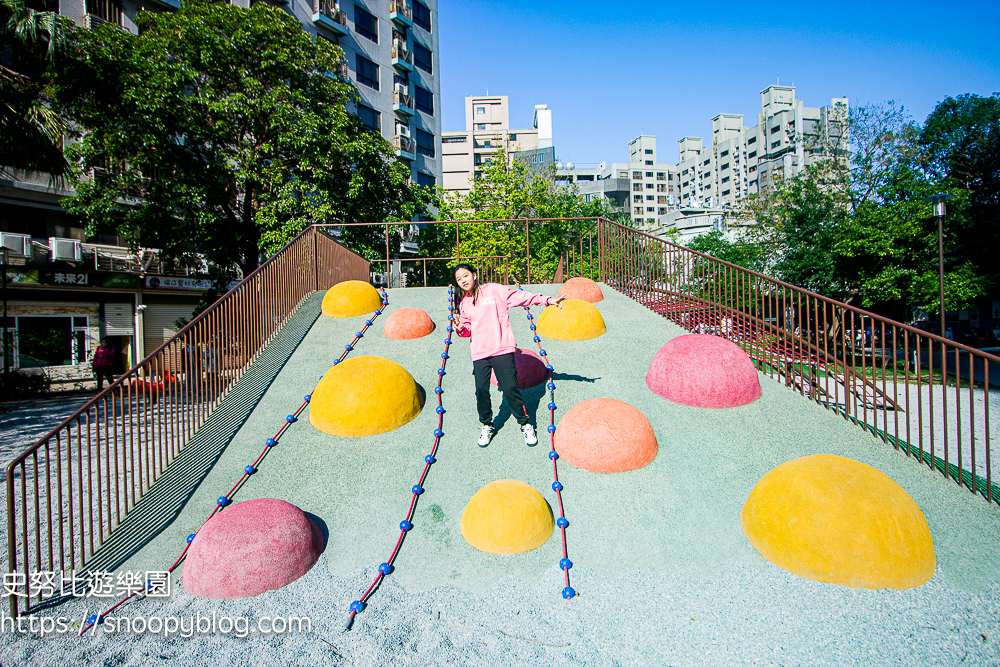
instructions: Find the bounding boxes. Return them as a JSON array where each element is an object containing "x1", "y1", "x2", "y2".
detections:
[
  {"x1": 394, "y1": 83, "x2": 408, "y2": 96},
  {"x1": 49, "y1": 237, "x2": 83, "y2": 262},
  {"x1": 0, "y1": 232, "x2": 32, "y2": 258},
  {"x1": 371, "y1": 273, "x2": 387, "y2": 285},
  {"x1": 396, "y1": 123, "x2": 410, "y2": 138},
  {"x1": 393, "y1": 38, "x2": 405, "y2": 50}
]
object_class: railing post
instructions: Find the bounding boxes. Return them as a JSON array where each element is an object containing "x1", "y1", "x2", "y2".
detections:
[
  {"x1": 525, "y1": 220, "x2": 530, "y2": 284},
  {"x1": 312, "y1": 226, "x2": 319, "y2": 292}
]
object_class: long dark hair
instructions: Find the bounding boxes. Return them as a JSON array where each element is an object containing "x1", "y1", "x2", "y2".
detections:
[{"x1": 450, "y1": 263, "x2": 479, "y2": 313}]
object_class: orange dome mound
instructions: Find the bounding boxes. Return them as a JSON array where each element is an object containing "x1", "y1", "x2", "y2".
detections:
[
  {"x1": 554, "y1": 398, "x2": 658, "y2": 473},
  {"x1": 384, "y1": 308, "x2": 435, "y2": 340},
  {"x1": 182, "y1": 498, "x2": 323, "y2": 599},
  {"x1": 322, "y1": 280, "x2": 382, "y2": 318},
  {"x1": 645, "y1": 334, "x2": 761, "y2": 408},
  {"x1": 557, "y1": 277, "x2": 603, "y2": 303},
  {"x1": 490, "y1": 347, "x2": 548, "y2": 389}
]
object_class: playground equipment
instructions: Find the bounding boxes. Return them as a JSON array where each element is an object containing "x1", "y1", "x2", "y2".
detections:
[
  {"x1": 554, "y1": 398, "x2": 657, "y2": 473},
  {"x1": 460, "y1": 480, "x2": 554, "y2": 554},
  {"x1": 383, "y1": 307, "x2": 435, "y2": 339},
  {"x1": 536, "y1": 298, "x2": 606, "y2": 341},
  {"x1": 322, "y1": 280, "x2": 383, "y2": 318},
  {"x1": 557, "y1": 277, "x2": 603, "y2": 303},
  {"x1": 309, "y1": 356, "x2": 424, "y2": 437},
  {"x1": 181, "y1": 498, "x2": 324, "y2": 599},
  {"x1": 741, "y1": 454, "x2": 935, "y2": 589},
  {"x1": 646, "y1": 334, "x2": 762, "y2": 408}
]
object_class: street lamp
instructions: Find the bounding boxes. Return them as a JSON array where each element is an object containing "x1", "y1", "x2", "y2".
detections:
[{"x1": 923, "y1": 193, "x2": 955, "y2": 340}]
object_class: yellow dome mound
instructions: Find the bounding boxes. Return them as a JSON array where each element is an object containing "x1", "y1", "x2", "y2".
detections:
[
  {"x1": 309, "y1": 356, "x2": 423, "y2": 436},
  {"x1": 741, "y1": 454, "x2": 935, "y2": 589},
  {"x1": 461, "y1": 480, "x2": 554, "y2": 554},
  {"x1": 322, "y1": 280, "x2": 382, "y2": 318},
  {"x1": 536, "y1": 299, "x2": 606, "y2": 341}
]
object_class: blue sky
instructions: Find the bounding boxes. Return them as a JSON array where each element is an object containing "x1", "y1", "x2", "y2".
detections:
[{"x1": 438, "y1": 0, "x2": 1000, "y2": 167}]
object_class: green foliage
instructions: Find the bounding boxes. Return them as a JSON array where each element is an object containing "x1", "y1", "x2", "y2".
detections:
[
  {"x1": 0, "y1": 0, "x2": 75, "y2": 175},
  {"x1": 53, "y1": 0, "x2": 421, "y2": 295},
  {"x1": 0, "y1": 369, "x2": 50, "y2": 401},
  {"x1": 424, "y1": 142, "x2": 621, "y2": 282}
]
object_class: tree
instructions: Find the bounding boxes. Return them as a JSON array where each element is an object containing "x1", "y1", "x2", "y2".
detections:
[
  {"x1": 54, "y1": 0, "x2": 421, "y2": 294},
  {"x1": 0, "y1": 0, "x2": 74, "y2": 176}
]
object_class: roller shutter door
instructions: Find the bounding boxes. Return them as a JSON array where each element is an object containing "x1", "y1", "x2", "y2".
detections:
[
  {"x1": 103, "y1": 303, "x2": 134, "y2": 336},
  {"x1": 143, "y1": 304, "x2": 196, "y2": 357}
]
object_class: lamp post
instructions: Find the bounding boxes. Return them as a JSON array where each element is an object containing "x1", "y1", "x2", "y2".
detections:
[{"x1": 922, "y1": 193, "x2": 956, "y2": 340}]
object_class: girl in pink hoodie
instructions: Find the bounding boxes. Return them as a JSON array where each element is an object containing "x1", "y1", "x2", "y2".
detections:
[{"x1": 451, "y1": 263, "x2": 564, "y2": 447}]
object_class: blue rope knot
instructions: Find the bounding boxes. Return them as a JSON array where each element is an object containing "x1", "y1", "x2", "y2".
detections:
[
  {"x1": 350, "y1": 600, "x2": 364, "y2": 613},
  {"x1": 549, "y1": 450, "x2": 559, "y2": 460},
  {"x1": 562, "y1": 587, "x2": 576, "y2": 599},
  {"x1": 400, "y1": 520, "x2": 413, "y2": 532},
  {"x1": 560, "y1": 558, "x2": 573, "y2": 570},
  {"x1": 557, "y1": 517, "x2": 569, "y2": 528},
  {"x1": 245, "y1": 465, "x2": 256, "y2": 475},
  {"x1": 266, "y1": 437, "x2": 277, "y2": 447},
  {"x1": 547, "y1": 424, "x2": 556, "y2": 433},
  {"x1": 412, "y1": 484, "x2": 424, "y2": 495},
  {"x1": 552, "y1": 481, "x2": 563, "y2": 492}
]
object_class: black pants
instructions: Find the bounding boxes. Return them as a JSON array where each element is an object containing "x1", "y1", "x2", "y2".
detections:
[
  {"x1": 95, "y1": 368, "x2": 114, "y2": 391},
  {"x1": 472, "y1": 353, "x2": 529, "y2": 426}
]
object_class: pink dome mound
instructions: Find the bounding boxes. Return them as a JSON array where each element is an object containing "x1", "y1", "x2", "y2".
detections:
[
  {"x1": 557, "y1": 277, "x2": 603, "y2": 303},
  {"x1": 182, "y1": 498, "x2": 323, "y2": 599},
  {"x1": 490, "y1": 347, "x2": 548, "y2": 389},
  {"x1": 554, "y1": 398, "x2": 657, "y2": 473},
  {"x1": 646, "y1": 334, "x2": 762, "y2": 408},
  {"x1": 384, "y1": 308, "x2": 435, "y2": 340}
]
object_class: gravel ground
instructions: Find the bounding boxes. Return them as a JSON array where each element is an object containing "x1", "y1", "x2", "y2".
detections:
[{"x1": 3, "y1": 284, "x2": 1000, "y2": 666}]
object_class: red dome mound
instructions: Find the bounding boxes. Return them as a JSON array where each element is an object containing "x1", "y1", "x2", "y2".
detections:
[
  {"x1": 554, "y1": 398, "x2": 657, "y2": 473},
  {"x1": 645, "y1": 334, "x2": 761, "y2": 408},
  {"x1": 384, "y1": 308, "x2": 435, "y2": 340},
  {"x1": 182, "y1": 498, "x2": 323, "y2": 599},
  {"x1": 557, "y1": 277, "x2": 603, "y2": 303},
  {"x1": 490, "y1": 347, "x2": 548, "y2": 389}
]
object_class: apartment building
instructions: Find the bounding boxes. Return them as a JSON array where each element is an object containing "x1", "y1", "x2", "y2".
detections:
[
  {"x1": 1, "y1": 0, "x2": 438, "y2": 387},
  {"x1": 442, "y1": 96, "x2": 552, "y2": 196}
]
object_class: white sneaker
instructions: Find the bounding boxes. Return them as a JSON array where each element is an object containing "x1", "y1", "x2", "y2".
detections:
[
  {"x1": 478, "y1": 424, "x2": 495, "y2": 447},
  {"x1": 521, "y1": 423, "x2": 538, "y2": 447}
]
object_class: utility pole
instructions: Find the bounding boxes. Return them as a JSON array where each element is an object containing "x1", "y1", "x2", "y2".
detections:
[{"x1": 923, "y1": 193, "x2": 956, "y2": 340}]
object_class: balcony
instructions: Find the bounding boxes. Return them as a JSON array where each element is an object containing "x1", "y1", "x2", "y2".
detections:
[
  {"x1": 394, "y1": 135, "x2": 416, "y2": 160},
  {"x1": 393, "y1": 90, "x2": 415, "y2": 116},
  {"x1": 389, "y1": 1, "x2": 412, "y2": 27},
  {"x1": 312, "y1": 0, "x2": 349, "y2": 35},
  {"x1": 83, "y1": 13, "x2": 124, "y2": 30},
  {"x1": 391, "y1": 43, "x2": 414, "y2": 72}
]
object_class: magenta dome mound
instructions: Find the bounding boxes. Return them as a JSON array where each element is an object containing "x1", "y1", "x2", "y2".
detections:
[
  {"x1": 646, "y1": 334, "x2": 762, "y2": 408},
  {"x1": 490, "y1": 348, "x2": 548, "y2": 389},
  {"x1": 182, "y1": 498, "x2": 323, "y2": 599}
]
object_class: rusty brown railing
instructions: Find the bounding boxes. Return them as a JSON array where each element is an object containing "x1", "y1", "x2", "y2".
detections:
[
  {"x1": 582, "y1": 218, "x2": 998, "y2": 505},
  {"x1": 5, "y1": 227, "x2": 366, "y2": 617}
]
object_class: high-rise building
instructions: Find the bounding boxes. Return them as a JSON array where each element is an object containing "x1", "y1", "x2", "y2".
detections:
[{"x1": 442, "y1": 96, "x2": 554, "y2": 196}]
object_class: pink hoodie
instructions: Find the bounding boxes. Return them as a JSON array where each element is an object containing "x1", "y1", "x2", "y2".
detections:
[{"x1": 456, "y1": 283, "x2": 554, "y2": 361}]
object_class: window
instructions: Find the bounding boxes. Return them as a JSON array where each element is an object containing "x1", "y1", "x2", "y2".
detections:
[
  {"x1": 747, "y1": 136, "x2": 757, "y2": 145},
  {"x1": 657, "y1": 196, "x2": 666, "y2": 203},
  {"x1": 668, "y1": 174, "x2": 673, "y2": 181},
  {"x1": 749, "y1": 165, "x2": 756, "y2": 173},
  {"x1": 645, "y1": 195, "x2": 653, "y2": 201},
  {"x1": 413, "y1": 0, "x2": 431, "y2": 31},
  {"x1": 415, "y1": 128, "x2": 434, "y2": 157},
  {"x1": 721, "y1": 163, "x2": 729, "y2": 171},
  {"x1": 721, "y1": 176, "x2": 730, "y2": 183},
  {"x1": 720, "y1": 150, "x2": 729, "y2": 157},
  {"x1": 703, "y1": 159, "x2": 710, "y2": 166},
  {"x1": 633, "y1": 184, "x2": 642, "y2": 192},
  {"x1": 645, "y1": 183, "x2": 653, "y2": 189},
  {"x1": 646, "y1": 207, "x2": 654, "y2": 212},
  {"x1": 682, "y1": 169, "x2": 689, "y2": 176},
  {"x1": 656, "y1": 172, "x2": 665, "y2": 180},
  {"x1": 619, "y1": 171, "x2": 628, "y2": 178},
  {"x1": 722, "y1": 189, "x2": 731, "y2": 196},
  {"x1": 442, "y1": 136, "x2": 466, "y2": 143},
  {"x1": 771, "y1": 140, "x2": 780, "y2": 149},
  {"x1": 634, "y1": 208, "x2": 642, "y2": 215},
  {"x1": 633, "y1": 195, "x2": 642, "y2": 203},
  {"x1": 412, "y1": 41, "x2": 432, "y2": 74},
  {"x1": 357, "y1": 104, "x2": 380, "y2": 131},
  {"x1": 355, "y1": 54, "x2": 378, "y2": 89},
  {"x1": 748, "y1": 151, "x2": 757, "y2": 159},
  {"x1": 771, "y1": 125, "x2": 780, "y2": 134},
  {"x1": 702, "y1": 171, "x2": 710, "y2": 178},
  {"x1": 658, "y1": 207, "x2": 667, "y2": 214},
  {"x1": 682, "y1": 181, "x2": 689, "y2": 188},
  {"x1": 509, "y1": 133, "x2": 516, "y2": 141},
  {"x1": 416, "y1": 171, "x2": 435, "y2": 187},
  {"x1": 475, "y1": 123, "x2": 486, "y2": 130},
  {"x1": 657, "y1": 184, "x2": 665, "y2": 192},
  {"x1": 645, "y1": 172, "x2": 653, "y2": 178},
  {"x1": 414, "y1": 85, "x2": 433, "y2": 115},
  {"x1": 633, "y1": 171, "x2": 642, "y2": 179},
  {"x1": 476, "y1": 106, "x2": 485, "y2": 115},
  {"x1": 354, "y1": 5, "x2": 377, "y2": 42},
  {"x1": 645, "y1": 160, "x2": 653, "y2": 166},
  {"x1": 644, "y1": 149, "x2": 653, "y2": 155}
]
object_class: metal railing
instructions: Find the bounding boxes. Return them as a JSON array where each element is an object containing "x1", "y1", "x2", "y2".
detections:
[
  {"x1": 374, "y1": 255, "x2": 508, "y2": 288},
  {"x1": 389, "y1": 0, "x2": 411, "y2": 21},
  {"x1": 391, "y1": 43, "x2": 413, "y2": 67},
  {"x1": 393, "y1": 90, "x2": 414, "y2": 111},
  {"x1": 5, "y1": 227, "x2": 366, "y2": 617},
  {"x1": 393, "y1": 135, "x2": 416, "y2": 156},
  {"x1": 313, "y1": 0, "x2": 347, "y2": 27}
]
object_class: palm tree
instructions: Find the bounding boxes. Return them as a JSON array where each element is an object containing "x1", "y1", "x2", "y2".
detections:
[{"x1": 0, "y1": 0, "x2": 73, "y2": 176}]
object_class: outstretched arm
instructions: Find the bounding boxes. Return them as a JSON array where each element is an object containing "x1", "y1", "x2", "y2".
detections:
[{"x1": 505, "y1": 285, "x2": 565, "y2": 309}]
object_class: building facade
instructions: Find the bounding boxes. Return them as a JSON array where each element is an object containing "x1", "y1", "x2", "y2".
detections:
[
  {"x1": 442, "y1": 96, "x2": 552, "y2": 196},
  {"x1": 1, "y1": 0, "x2": 438, "y2": 389}
]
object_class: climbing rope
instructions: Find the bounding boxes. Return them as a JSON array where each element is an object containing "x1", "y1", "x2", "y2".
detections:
[
  {"x1": 79, "y1": 290, "x2": 390, "y2": 635},
  {"x1": 345, "y1": 287, "x2": 454, "y2": 628},
  {"x1": 520, "y1": 291, "x2": 576, "y2": 600}
]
